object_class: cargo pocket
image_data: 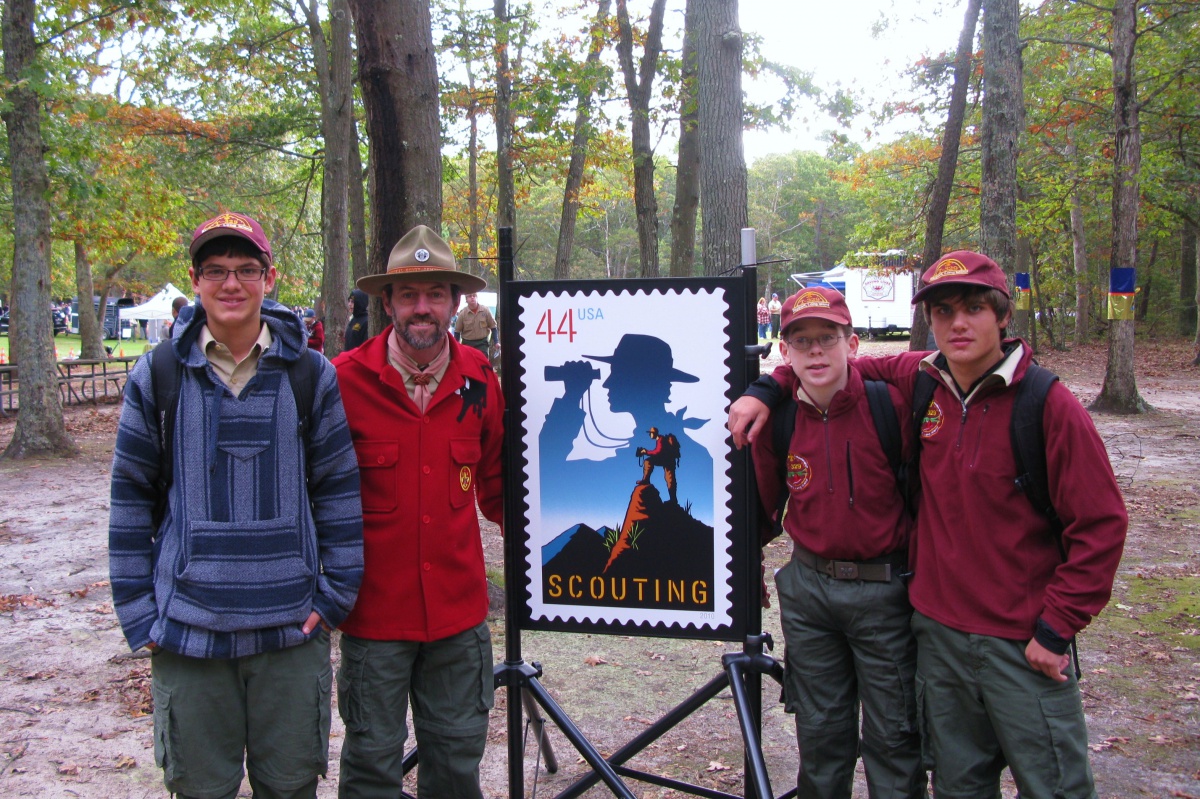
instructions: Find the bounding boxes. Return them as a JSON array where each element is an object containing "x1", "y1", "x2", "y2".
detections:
[
  {"x1": 357, "y1": 441, "x2": 400, "y2": 513},
  {"x1": 152, "y1": 680, "x2": 184, "y2": 785},
  {"x1": 450, "y1": 438, "x2": 481, "y2": 509},
  {"x1": 1038, "y1": 686, "x2": 1093, "y2": 797},
  {"x1": 312, "y1": 634, "x2": 333, "y2": 774},
  {"x1": 914, "y1": 671, "x2": 935, "y2": 771},
  {"x1": 473, "y1": 624, "x2": 495, "y2": 714},
  {"x1": 169, "y1": 515, "x2": 312, "y2": 632},
  {"x1": 337, "y1": 635, "x2": 368, "y2": 735}
]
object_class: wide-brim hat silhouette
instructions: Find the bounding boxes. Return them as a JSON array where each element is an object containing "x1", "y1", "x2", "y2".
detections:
[
  {"x1": 357, "y1": 225, "x2": 487, "y2": 296},
  {"x1": 584, "y1": 334, "x2": 698, "y2": 383}
]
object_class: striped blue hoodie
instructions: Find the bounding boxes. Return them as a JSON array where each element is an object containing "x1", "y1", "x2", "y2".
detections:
[{"x1": 108, "y1": 299, "x2": 363, "y2": 658}]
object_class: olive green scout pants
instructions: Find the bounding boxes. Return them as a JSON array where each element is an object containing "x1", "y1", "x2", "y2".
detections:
[{"x1": 912, "y1": 611, "x2": 1096, "y2": 799}]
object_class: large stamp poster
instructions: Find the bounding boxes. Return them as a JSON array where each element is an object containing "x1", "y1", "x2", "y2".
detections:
[{"x1": 509, "y1": 279, "x2": 747, "y2": 640}]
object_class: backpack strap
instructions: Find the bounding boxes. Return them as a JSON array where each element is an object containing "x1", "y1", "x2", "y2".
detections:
[
  {"x1": 864, "y1": 379, "x2": 902, "y2": 482},
  {"x1": 770, "y1": 394, "x2": 798, "y2": 537},
  {"x1": 904, "y1": 370, "x2": 939, "y2": 509},
  {"x1": 287, "y1": 349, "x2": 321, "y2": 439},
  {"x1": 149, "y1": 340, "x2": 181, "y2": 526},
  {"x1": 1011, "y1": 363, "x2": 1062, "y2": 538}
]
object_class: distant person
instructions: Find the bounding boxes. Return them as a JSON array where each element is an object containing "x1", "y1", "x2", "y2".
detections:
[
  {"x1": 757, "y1": 297, "x2": 770, "y2": 341},
  {"x1": 768, "y1": 293, "x2": 782, "y2": 339},
  {"x1": 344, "y1": 288, "x2": 369, "y2": 351},
  {"x1": 167, "y1": 295, "x2": 188, "y2": 338},
  {"x1": 454, "y1": 291, "x2": 497, "y2": 361},
  {"x1": 108, "y1": 211, "x2": 363, "y2": 799},
  {"x1": 303, "y1": 307, "x2": 325, "y2": 354}
]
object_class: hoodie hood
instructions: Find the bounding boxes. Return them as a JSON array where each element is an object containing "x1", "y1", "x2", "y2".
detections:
[
  {"x1": 349, "y1": 289, "x2": 369, "y2": 317},
  {"x1": 172, "y1": 297, "x2": 308, "y2": 368}
]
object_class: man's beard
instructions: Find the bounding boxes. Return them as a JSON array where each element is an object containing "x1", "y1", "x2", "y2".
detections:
[{"x1": 394, "y1": 312, "x2": 449, "y2": 351}]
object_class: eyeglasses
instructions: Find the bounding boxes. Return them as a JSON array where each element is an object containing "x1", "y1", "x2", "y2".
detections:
[
  {"x1": 198, "y1": 266, "x2": 268, "y2": 282},
  {"x1": 785, "y1": 333, "x2": 843, "y2": 350}
]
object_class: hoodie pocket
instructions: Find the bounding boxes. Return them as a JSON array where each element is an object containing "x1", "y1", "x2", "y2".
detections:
[{"x1": 168, "y1": 515, "x2": 313, "y2": 632}]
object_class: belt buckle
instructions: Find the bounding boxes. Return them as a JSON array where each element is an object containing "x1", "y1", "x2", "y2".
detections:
[{"x1": 834, "y1": 562, "x2": 859, "y2": 580}]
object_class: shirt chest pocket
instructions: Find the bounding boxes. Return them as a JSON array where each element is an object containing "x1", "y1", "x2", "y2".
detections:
[
  {"x1": 357, "y1": 441, "x2": 400, "y2": 514},
  {"x1": 450, "y1": 438, "x2": 481, "y2": 509}
]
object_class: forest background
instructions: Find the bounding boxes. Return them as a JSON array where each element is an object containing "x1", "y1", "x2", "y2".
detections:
[{"x1": 0, "y1": 0, "x2": 1198, "y2": 453}]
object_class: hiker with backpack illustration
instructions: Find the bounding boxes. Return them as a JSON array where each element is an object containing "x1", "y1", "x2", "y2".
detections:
[
  {"x1": 730, "y1": 251, "x2": 1128, "y2": 799},
  {"x1": 635, "y1": 426, "x2": 681, "y2": 504},
  {"x1": 748, "y1": 285, "x2": 926, "y2": 799},
  {"x1": 108, "y1": 212, "x2": 364, "y2": 799}
]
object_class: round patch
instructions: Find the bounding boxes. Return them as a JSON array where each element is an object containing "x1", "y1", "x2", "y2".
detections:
[
  {"x1": 415, "y1": 247, "x2": 431, "y2": 262},
  {"x1": 921, "y1": 400, "x2": 945, "y2": 439},
  {"x1": 785, "y1": 454, "x2": 811, "y2": 492},
  {"x1": 459, "y1": 465, "x2": 472, "y2": 492}
]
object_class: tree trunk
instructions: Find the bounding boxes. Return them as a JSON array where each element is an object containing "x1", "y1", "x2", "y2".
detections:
[
  {"x1": 554, "y1": 0, "x2": 611, "y2": 280},
  {"x1": 912, "y1": 0, "x2": 981, "y2": 351},
  {"x1": 696, "y1": 0, "x2": 747, "y2": 276},
  {"x1": 1092, "y1": 0, "x2": 1145, "y2": 413},
  {"x1": 307, "y1": 0, "x2": 354, "y2": 358},
  {"x1": 1069, "y1": 137, "x2": 1091, "y2": 342},
  {"x1": 1135, "y1": 240, "x2": 1157, "y2": 322},
  {"x1": 979, "y1": 0, "x2": 1022, "y2": 288},
  {"x1": 669, "y1": 0, "x2": 700, "y2": 278},
  {"x1": 615, "y1": 0, "x2": 666, "y2": 277},
  {"x1": 493, "y1": 0, "x2": 516, "y2": 230},
  {"x1": 346, "y1": 0, "x2": 442, "y2": 271},
  {"x1": 73, "y1": 241, "x2": 105, "y2": 359},
  {"x1": 1179, "y1": 220, "x2": 1197, "y2": 337},
  {"x1": 2, "y1": 0, "x2": 75, "y2": 459},
  {"x1": 348, "y1": 118, "x2": 369, "y2": 284}
]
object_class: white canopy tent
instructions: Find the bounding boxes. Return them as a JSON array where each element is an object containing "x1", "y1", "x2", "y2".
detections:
[{"x1": 120, "y1": 283, "x2": 189, "y2": 343}]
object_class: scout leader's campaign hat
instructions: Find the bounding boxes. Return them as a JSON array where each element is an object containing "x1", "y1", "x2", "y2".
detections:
[
  {"x1": 584, "y1": 334, "x2": 699, "y2": 384},
  {"x1": 189, "y1": 212, "x2": 274, "y2": 265},
  {"x1": 779, "y1": 285, "x2": 853, "y2": 335},
  {"x1": 357, "y1": 225, "x2": 487, "y2": 296},
  {"x1": 911, "y1": 250, "x2": 1010, "y2": 304}
]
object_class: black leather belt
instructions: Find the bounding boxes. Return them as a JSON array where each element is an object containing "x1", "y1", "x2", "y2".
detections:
[{"x1": 792, "y1": 544, "x2": 906, "y2": 583}]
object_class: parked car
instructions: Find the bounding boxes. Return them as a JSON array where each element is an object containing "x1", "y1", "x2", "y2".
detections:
[{"x1": 0, "y1": 305, "x2": 71, "y2": 336}]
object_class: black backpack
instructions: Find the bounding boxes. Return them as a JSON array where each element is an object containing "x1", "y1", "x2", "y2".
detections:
[
  {"x1": 769, "y1": 379, "x2": 902, "y2": 538},
  {"x1": 148, "y1": 339, "x2": 320, "y2": 524}
]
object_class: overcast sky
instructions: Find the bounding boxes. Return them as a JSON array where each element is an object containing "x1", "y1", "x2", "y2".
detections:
[{"x1": 738, "y1": 0, "x2": 967, "y2": 161}]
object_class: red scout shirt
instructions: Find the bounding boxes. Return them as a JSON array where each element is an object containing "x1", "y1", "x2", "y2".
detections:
[
  {"x1": 333, "y1": 331, "x2": 504, "y2": 641},
  {"x1": 768, "y1": 342, "x2": 1128, "y2": 641},
  {"x1": 753, "y1": 365, "x2": 913, "y2": 561}
]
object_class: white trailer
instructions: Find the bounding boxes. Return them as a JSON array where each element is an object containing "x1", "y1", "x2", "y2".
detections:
[{"x1": 790, "y1": 262, "x2": 915, "y2": 336}]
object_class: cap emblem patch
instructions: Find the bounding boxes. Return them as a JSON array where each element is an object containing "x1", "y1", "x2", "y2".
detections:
[
  {"x1": 792, "y1": 290, "x2": 832, "y2": 313},
  {"x1": 415, "y1": 248, "x2": 431, "y2": 263},
  {"x1": 199, "y1": 212, "x2": 254, "y2": 234},
  {"x1": 930, "y1": 258, "x2": 969, "y2": 282}
]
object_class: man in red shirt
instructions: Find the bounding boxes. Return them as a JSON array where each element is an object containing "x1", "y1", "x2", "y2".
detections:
[{"x1": 332, "y1": 225, "x2": 503, "y2": 798}]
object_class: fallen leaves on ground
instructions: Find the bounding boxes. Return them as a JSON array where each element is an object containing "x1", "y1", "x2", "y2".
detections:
[{"x1": 0, "y1": 594, "x2": 56, "y2": 612}]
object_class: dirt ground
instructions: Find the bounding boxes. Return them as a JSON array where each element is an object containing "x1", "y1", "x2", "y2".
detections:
[{"x1": 0, "y1": 338, "x2": 1197, "y2": 798}]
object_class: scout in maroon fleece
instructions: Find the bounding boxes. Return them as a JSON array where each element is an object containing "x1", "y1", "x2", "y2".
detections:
[
  {"x1": 751, "y1": 286, "x2": 925, "y2": 799},
  {"x1": 731, "y1": 252, "x2": 1127, "y2": 799}
]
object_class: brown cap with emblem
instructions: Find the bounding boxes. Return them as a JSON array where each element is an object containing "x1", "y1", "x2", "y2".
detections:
[
  {"x1": 780, "y1": 285, "x2": 853, "y2": 334},
  {"x1": 357, "y1": 225, "x2": 486, "y2": 296},
  {"x1": 911, "y1": 250, "x2": 1010, "y2": 304},
  {"x1": 189, "y1": 212, "x2": 273, "y2": 265}
]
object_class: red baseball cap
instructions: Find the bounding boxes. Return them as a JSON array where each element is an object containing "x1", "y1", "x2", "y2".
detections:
[
  {"x1": 780, "y1": 286, "x2": 853, "y2": 334},
  {"x1": 189, "y1": 212, "x2": 274, "y2": 265},
  {"x1": 911, "y1": 250, "x2": 1009, "y2": 304}
]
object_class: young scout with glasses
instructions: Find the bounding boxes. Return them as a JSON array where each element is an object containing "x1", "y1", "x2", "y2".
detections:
[
  {"x1": 732, "y1": 251, "x2": 1127, "y2": 799},
  {"x1": 750, "y1": 286, "x2": 926, "y2": 799},
  {"x1": 109, "y1": 212, "x2": 363, "y2": 799}
]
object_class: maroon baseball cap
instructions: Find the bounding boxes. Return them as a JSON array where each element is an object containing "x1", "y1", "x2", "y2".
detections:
[
  {"x1": 911, "y1": 250, "x2": 1009, "y2": 304},
  {"x1": 780, "y1": 286, "x2": 853, "y2": 334},
  {"x1": 189, "y1": 212, "x2": 274, "y2": 265}
]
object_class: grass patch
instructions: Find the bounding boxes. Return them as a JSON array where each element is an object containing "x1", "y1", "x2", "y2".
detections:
[{"x1": 1103, "y1": 574, "x2": 1200, "y2": 652}]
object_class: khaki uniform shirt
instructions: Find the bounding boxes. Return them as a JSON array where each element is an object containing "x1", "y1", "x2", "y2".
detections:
[
  {"x1": 455, "y1": 306, "x2": 497, "y2": 341},
  {"x1": 199, "y1": 323, "x2": 272, "y2": 393}
]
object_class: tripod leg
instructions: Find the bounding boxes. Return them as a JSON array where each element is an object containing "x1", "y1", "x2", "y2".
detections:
[
  {"x1": 523, "y1": 676, "x2": 637, "y2": 799},
  {"x1": 725, "y1": 656, "x2": 774, "y2": 799},
  {"x1": 521, "y1": 686, "x2": 559, "y2": 773}
]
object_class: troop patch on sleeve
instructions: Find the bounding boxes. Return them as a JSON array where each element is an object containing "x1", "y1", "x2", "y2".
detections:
[
  {"x1": 786, "y1": 454, "x2": 812, "y2": 492},
  {"x1": 921, "y1": 400, "x2": 945, "y2": 439}
]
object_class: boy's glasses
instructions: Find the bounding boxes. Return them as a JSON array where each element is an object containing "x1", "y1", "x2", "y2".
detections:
[
  {"x1": 198, "y1": 266, "x2": 268, "y2": 282},
  {"x1": 785, "y1": 333, "x2": 843, "y2": 351}
]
